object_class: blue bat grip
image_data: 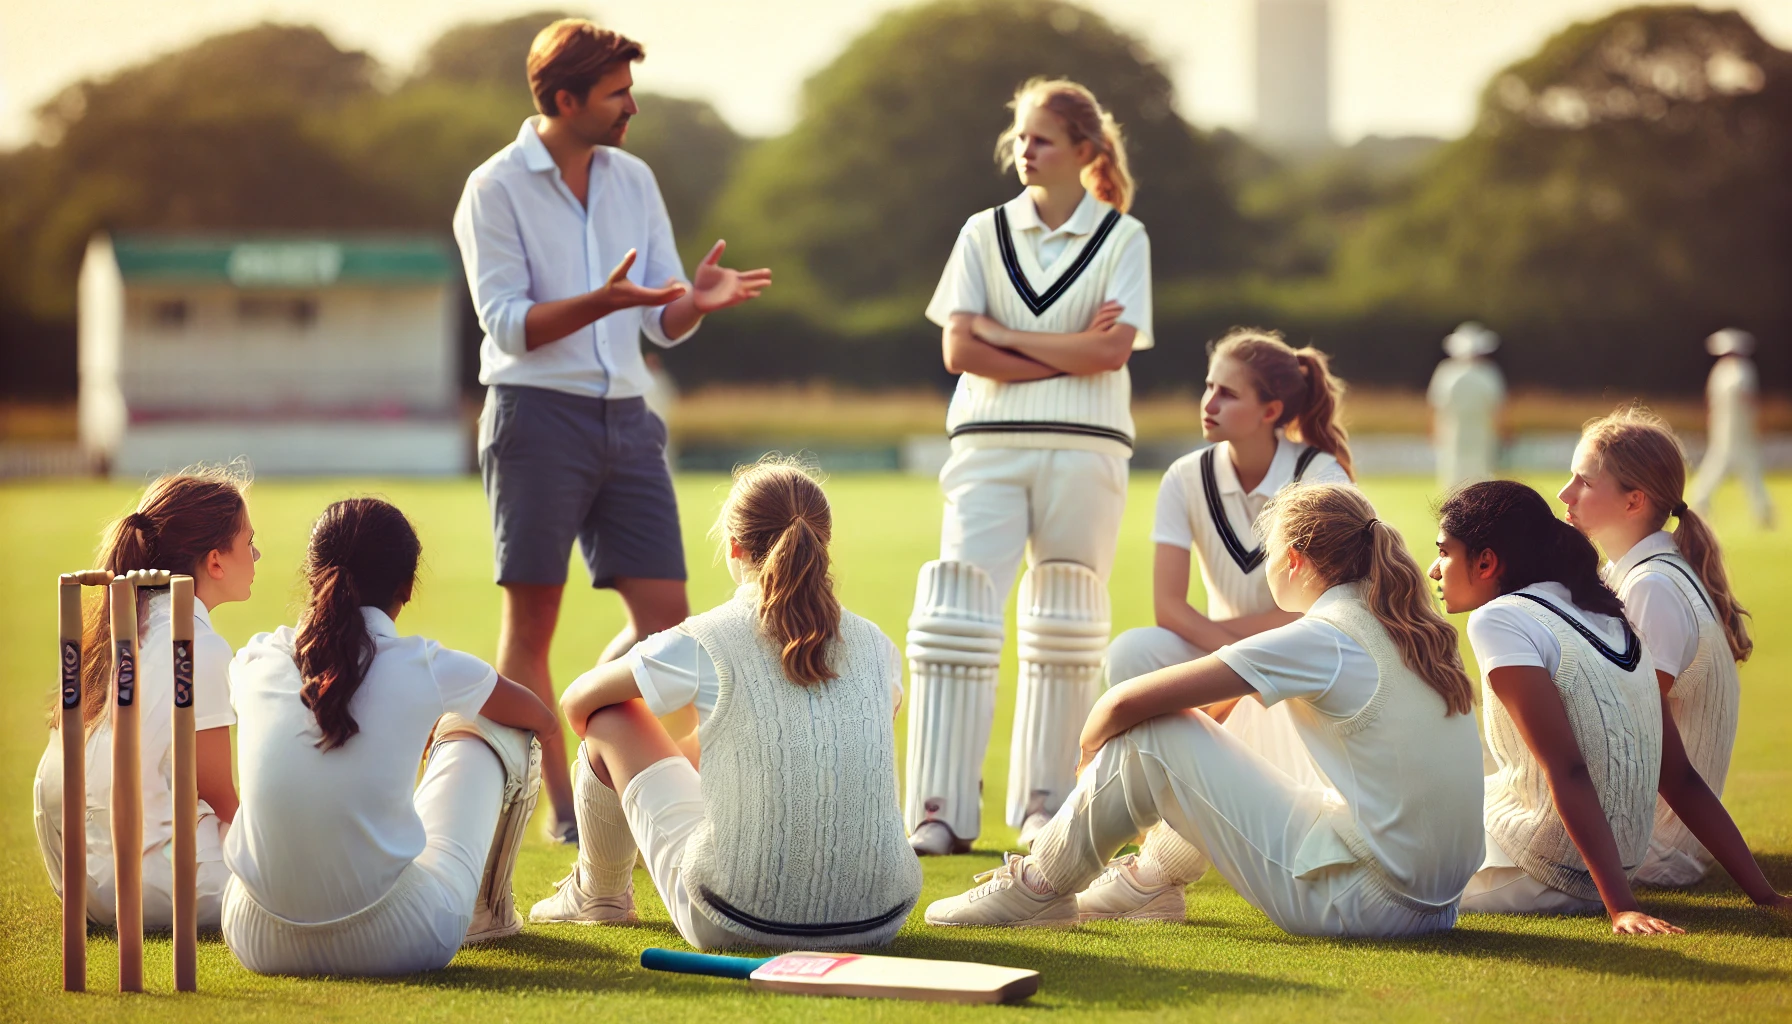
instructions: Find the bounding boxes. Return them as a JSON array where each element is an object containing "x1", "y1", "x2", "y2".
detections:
[{"x1": 641, "y1": 948, "x2": 774, "y2": 980}]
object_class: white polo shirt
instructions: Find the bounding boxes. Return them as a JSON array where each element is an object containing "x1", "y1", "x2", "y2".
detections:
[
  {"x1": 925, "y1": 190, "x2": 1153, "y2": 347},
  {"x1": 625, "y1": 621, "x2": 904, "y2": 726},
  {"x1": 454, "y1": 118, "x2": 696, "y2": 400},
  {"x1": 1214, "y1": 586, "x2": 1378, "y2": 718},
  {"x1": 1153, "y1": 437, "x2": 1353, "y2": 619},
  {"x1": 1465, "y1": 582, "x2": 1631, "y2": 678},
  {"x1": 1604, "y1": 532, "x2": 1700, "y2": 679}
]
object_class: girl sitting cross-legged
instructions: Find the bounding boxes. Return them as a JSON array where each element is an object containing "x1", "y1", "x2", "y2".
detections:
[
  {"x1": 925, "y1": 483, "x2": 1486, "y2": 937},
  {"x1": 532, "y1": 458, "x2": 922, "y2": 950}
]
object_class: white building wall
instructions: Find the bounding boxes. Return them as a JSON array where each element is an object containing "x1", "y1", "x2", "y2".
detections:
[
  {"x1": 1255, "y1": 0, "x2": 1332, "y2": 152},
  {"x1": 77, "y1": 236, "x2": 127, "y2": 456}
]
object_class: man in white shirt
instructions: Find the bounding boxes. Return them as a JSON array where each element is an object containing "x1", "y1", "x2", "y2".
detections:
[
  {"x1": 1690, "y1": 329, "x2": 1773, "y2": 527},
  {"x1": 1427, "y1": 322, "x2": 1505, "y2": 489},
  {"x1": 452, "y1": 19, "x2": 770, "y2": 840}
]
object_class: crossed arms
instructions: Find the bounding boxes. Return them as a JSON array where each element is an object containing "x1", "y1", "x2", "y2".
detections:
[{"x1": 941, "y1": 301, "x2": 1136, "y2": 380}]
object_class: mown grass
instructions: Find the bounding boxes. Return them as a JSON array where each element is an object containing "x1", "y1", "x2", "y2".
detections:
[{"x1": 1, "y1": 472, "x2": 1787, "y2": 1022}]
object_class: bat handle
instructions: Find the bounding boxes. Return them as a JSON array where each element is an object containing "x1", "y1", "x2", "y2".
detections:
[{"x1": 641, "y1": 948, "x2": 772, "y2": 980}]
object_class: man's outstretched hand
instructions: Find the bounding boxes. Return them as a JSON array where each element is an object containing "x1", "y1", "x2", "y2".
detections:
[
  {"x1": 598, "y1": 249, "x2": 687, "y2": 311},
  {"x1": 689, "y1": 240, "x2": 772, "y2": 314}
]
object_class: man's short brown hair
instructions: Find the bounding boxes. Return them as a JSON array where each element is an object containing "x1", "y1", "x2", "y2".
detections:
[{"x1": 527, "y1": 19, "x2": 645, "y2": 117}]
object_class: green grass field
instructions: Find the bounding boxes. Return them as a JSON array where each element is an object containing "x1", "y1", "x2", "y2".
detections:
[{"x1": 2, "y1": 473, "x2": 1788, "y2": 1022}]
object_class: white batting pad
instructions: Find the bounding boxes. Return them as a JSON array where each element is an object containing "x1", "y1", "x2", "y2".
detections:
[
  {"x1": 434, "y1": 712, "x2": 542, "y2": 940},
  {"x1": 905, "y1": 560, "x2": 1004, "y2": 840},
  {"x1": 1008, "y1": 561, "x2": 1111, "y2": 829}
]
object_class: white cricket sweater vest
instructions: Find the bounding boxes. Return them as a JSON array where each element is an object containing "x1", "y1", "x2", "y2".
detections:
[
  {"x1": 1481, "y1": 592, "x2": 1663, "y2": 901},
  {"x1": 1620, "y1": 553, "x2": 1739, "y2": 870},
  {"x1": 1187, "y1": 443, "x2": 1330, "y2": 620},
  {"x1": 1303, "y1": 588, "x2": 1484, "y2": 910},
  {"x1": 945, "y1": 201, "x2": 1145, "y2": 458},
  {"x1": 678, "y1": 589, "x2": 923, "y2": 948}
]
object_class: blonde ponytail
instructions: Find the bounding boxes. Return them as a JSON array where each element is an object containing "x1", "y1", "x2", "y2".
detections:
[
  {"x1": 1211, "y1": 329, "x2": 1356, "y2": 480},
  {"x1": 716, "y1": 457, "x2": 842, "y2": 686},
  {"x1": 996, "y1": 78, "x2": 1135, "y2": 213},
  {"x1": 1259, "y1": 485, "x2": 1474, "y2": 715},
  {"x1": 1580, "y1": 406, "x2": 1752, "y2": 662}
]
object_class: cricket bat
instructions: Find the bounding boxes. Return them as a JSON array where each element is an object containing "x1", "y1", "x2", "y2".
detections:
[{"x1": 640, "y1": 948, "x2": 1040, "y2": 1004}]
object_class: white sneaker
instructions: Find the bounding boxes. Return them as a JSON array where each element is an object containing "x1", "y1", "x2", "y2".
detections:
[
  {"x1": 528, "y1": 868, "x2": 637, "y2": 925},
  {"x1": 1076, "y1": 854, "x2": 1186, "y2": 923},
  {"x1": 465, "y1": 891, "x2": 525, "y2": 944},
  {"x1": 909, "y1": 820, "x2": 972, "y2": 856},
  {"x1": 924, "y1": 853, "x2": 1079, "y2": 928},
  {"x1": 1016, "y1": 811, "x2": 1054, "y2": 849}
]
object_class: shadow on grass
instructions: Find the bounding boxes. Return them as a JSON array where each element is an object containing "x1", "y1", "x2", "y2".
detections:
[
  {"x1": 1412, "y1": 922, "x2": 1789, "y2": 982},
  {"x1": 376, "y1": 929, "x2": 1327, "y2": 1009}
]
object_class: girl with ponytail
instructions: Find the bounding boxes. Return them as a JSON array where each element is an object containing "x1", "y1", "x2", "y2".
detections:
[
  {"x1": 926, "y1": 484, "x2": 1487, "y2": 939},
  {"x1": 909, "y1": 76, "x2": 1153, "y2": 855},
  {"x1": 222, "y1": 498, "x2": 555, "y2": 975},
  {"x1": 34, "y1": 468, "x2": 254, "y2": 932},
  {"x1": 543, "y1": 458, "x2": 921, "y2": 950},
  {"x1": 1433, "y1": 481, "x2": 1789, "y2": 933},
  {"x1": 1562, "y1": 406, "x2": 1777, "y2": 892},
  {"x1": 1085, "y1": 328, "x2": 1361, "y2": 920}
]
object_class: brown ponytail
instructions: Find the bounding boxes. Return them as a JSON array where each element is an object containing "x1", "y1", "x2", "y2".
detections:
[
  {"x1": 1580, "y1": 406, "x2": 1752, "y2": 662},
  {"x1": 716, "y1": 457, "x2": 842, "y2": 686},
  {"x1": 1258, "y1": 484, "x2": 1473, "y2": 715},
  {"x1": 72, "y1": 467, "x2": 248, "y2": 732},
  {"x1": 1211, "y1": 329, "x2": 1355, "y2": 480},
  {"x1": 996, "y1": 78, "x2": 1135, "y2": 213},
  {"x1": 295, "y1": 498, "x2": 420, "y2": 751}
]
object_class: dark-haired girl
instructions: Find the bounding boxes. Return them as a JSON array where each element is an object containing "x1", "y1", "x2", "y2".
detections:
[
  {"x1": 1433, "y1": 480, "x2": 1789, "y2": 933},
  {"x1": 222, "y1": 498, "x2": 555, "y2": 975},
  {"x1": 533, "y1": 459, "x2": 921, "y2": 950},
  {"x1": 35, "y1": 469, "x2": 255, "y2": 931}
]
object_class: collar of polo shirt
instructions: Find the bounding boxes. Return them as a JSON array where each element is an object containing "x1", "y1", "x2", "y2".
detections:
[
  {"x1": 1214, "y1": 434, "x2": 1302, "y2": 501},
  {"x1": 1002, "y1": 189, "x2": 1103, "y2": 242}
]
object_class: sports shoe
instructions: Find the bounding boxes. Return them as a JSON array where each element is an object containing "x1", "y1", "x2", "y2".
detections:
[
  {"x1": 465, "y1": 891, "x2": 525, "y2": 944},
  {"x1": 910, "y1": 820, "x2": 972, "y2": 856},
  {"x1": 1016, "y1": 811, "x2": 1054, "y2": 849},
  {"x1": 924, "y1": 853, "x2": 1079, "y2": 928},
  {"x1": 528, "y1": 868, "x2": 637, "y2": 925},
  {"x1": 1076, "y1": 853, "x2": 1186, "y2": 923}
]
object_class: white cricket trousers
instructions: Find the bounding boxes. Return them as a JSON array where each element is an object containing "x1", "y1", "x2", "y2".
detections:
[
  {"x1": 221, "y1": 737, "x2": 503, "y2": 975},
  {"x1": 609, "y1": 754, "x2": 744, "y2": 951},
  {"x1": 939, "y1": 447, "x2": 1128, "y2": 599},
  {"x1": 33, "y1": 733, "x2": 232, "y2": 931},
  {"x1": 1457, "y1": 833, "x2": 1604, "y2": 916},
  {"x1": 1029, "y1": 712, "x2": 1459, "y2": 938}
]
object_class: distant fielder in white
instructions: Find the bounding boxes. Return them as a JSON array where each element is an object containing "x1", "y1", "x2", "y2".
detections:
[
  {"x1": 1690, "y1": 329, "x2": 1773, "y2": 527},
  {"x1": 907, "y1": 77, "x2": 1153, "y2": 855},
  {"x1": 1427, "y1": 322, "x2": 1505, "y2": 489}
]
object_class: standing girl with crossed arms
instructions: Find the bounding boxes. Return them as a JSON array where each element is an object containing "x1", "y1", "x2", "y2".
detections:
[
  {"x1": 907, "y1": 77, "x2": 1153, "y2": 855},
  {"x1": 1431, "y1": 482, "x2": 1788, "y2": 931},
  {"x1": 533, "y1": 460, "x2": 920, "y2": 949},
  {"x1": 1087, "y1": 330, "x2": 1356, "y2": 921},
  {"x1": 34, "y1": 469, "x2": 254, "y2": 932}
]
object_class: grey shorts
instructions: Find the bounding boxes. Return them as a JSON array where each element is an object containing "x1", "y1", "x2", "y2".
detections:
[{"x1": 479, "y1": 385, "x2": 686, "y2": 588}]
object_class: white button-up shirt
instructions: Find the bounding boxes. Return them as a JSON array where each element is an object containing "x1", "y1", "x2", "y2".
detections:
[{"x1": 453, "y1": 119, "x2": 696, "y2": 400}]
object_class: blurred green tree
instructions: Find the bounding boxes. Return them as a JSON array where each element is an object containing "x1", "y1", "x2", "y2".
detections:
[
  {"x1": 704, "y1": 0, "x2": 1247, "y2": 310},
  {"x1": 1333, "y1": 4, "x2": 1792, "y2": 385}
]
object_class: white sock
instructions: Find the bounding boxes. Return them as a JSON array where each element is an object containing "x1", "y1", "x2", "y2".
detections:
[{"x1": 574, "y1": 744, "x2": 637, "y2": 897}]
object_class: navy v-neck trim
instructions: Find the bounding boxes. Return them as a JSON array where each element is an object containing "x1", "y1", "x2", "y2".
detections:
[
  {"x1": 1511, "y1": 592, "x2": 1643, "y2": 671},
  {"x1": 1200, "y1": 444, "x2": 1323, "y2": 575},
  {"x1": 993, "y1": 206, "x2": 1123, "y2": 316}
]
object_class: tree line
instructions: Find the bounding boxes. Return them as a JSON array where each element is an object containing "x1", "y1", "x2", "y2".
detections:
[{"x1": 1, "y1": 1, "x2": 1786, "y2": 399}]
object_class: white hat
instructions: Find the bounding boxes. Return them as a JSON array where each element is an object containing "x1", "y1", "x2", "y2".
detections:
[
  {"x1": 1706, "y1": 328, "x2": 1755, "y2": 357},
  {"x1": 1444, "y1": 322, "x2": 1499, "y2": 359}
]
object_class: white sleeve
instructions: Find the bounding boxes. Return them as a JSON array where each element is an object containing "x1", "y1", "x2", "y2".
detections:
[
  {"x1": 452, "y1": 176, "x2": 534, "y2": 357},
  {"x1": 625, "y1": 628, "x2": 705, "y2": 718},
  {"x1": 428, "y1": 643, "x2": 500, "y2": 717},
  {"x1": 1626, "y1": 574, "x2": 1700, "y2": 679},
  {"x1": 1213, "y1": 619, "x2": 1342, "y2": 706},
  {"x1": 1149, "y1": 464, "x2": 1196, "y2": 549},
  {"x1": 924, "y1": 225, "x2": 988, "y2": 326},
  {"x1": 1106, "y1": 230, "x2": 1153, "y2": 350},
  {"x1": 1466, "y1": 603, "x2": 1559, "y2": 676},
  {"x1": 192, "y1": 631, "x2": 236, "y2": 732},
  {"x1": 637, "y1": 165, "x2": 698, "y2": 348}
]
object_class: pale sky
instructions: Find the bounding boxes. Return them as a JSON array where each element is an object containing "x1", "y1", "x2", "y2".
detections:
[{"x1": 3, "y1": 0, "x2": 1790, "y2": 148}]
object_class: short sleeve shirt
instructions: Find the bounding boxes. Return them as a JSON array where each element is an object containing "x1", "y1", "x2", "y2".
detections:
[
  {"x1": 925, "y1": 191, "x2": 1152, "y2": 347},
  {"x1": 626, "y1": 622, "x2": 904, "y2": 726},
  {"x1": 1605, "y1": 532, "x2": 1701, "y2": 679},
  {"x1": 1465, "y1": 582, "x2": 1631, "y2": 678},
  {"x1": 1213, "y1": 586, "x2": 1379, "y2": 718},
  {"x1": 1151, "y1": 437, "x2": 1353, "y2": 551}
]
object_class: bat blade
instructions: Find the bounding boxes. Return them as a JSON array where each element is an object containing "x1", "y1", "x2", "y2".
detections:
[{"x1": 748, "y1": 952, "x2": 1039, "y2": 1005}]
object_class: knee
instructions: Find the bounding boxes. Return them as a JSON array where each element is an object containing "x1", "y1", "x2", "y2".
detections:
[{"x1": 1106, "y1": 628, "x2": 1164, "y2": 686}]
